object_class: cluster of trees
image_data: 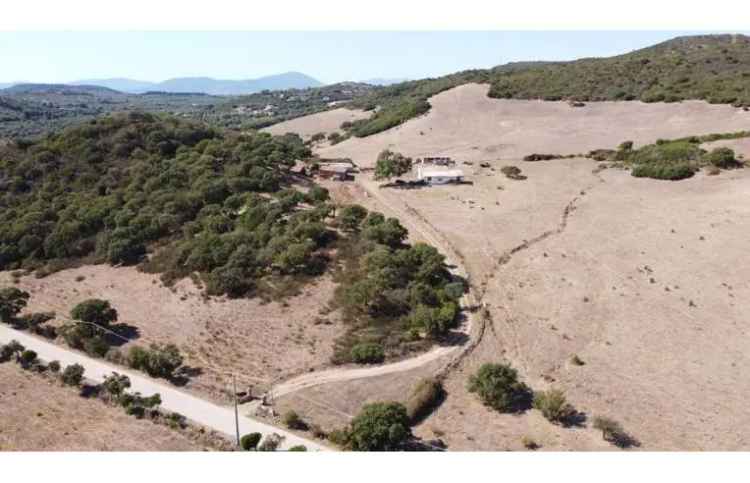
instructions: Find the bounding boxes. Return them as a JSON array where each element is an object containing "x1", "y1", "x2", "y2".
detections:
[
  {"x1": 0, "y1": 287, "x2": 55, "y2": 336},
  {"x1": 374, "y1": 149, "x2": 413, "y2": 181},
  {"x1": 332, "y1": 205, "x2": 464, "y2": 364},
  {"x1": 0, "y1": 112, "x2": 344, "y2": 299},
  {"x1": 591, "y1": 133, "x2": 746, "y2": 180}
]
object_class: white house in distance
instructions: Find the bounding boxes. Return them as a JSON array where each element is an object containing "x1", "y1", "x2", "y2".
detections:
[{"x1": 417, "y1": 165, "x2": 465, "y2": 184}]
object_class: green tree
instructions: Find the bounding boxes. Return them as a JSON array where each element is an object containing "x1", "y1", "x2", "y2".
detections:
[
  {"x1": 70, "y1": 299, "x2": 118, "y2": 328},
  {"x1": 347, "y1": 402, "x2": 412, "y2": 451},
  {"x1": 102, "y1": 372, "x2": 132, "y2": 399},
  {"x1": 350, "y1": 343, "x2": 385, "y2": 364},
  {"x1": 240, "y1": 432, "x2": 262, "y2": 451},
  {"x1": 61, "y1": 363, "x2": 85, "y2": 386},
  {"x1": 374, "y1": 150, "x2": 413, "y2": 180},
  {"x1": 0, "y1": 287, "x2": 30, "y2": 323},
  {"x1": 467, "y1": 363, "x2": 532, "y2": 412},
  {"x1": 337, "y1": 205, "x2": 368, "y2": 232},
  {"x1": 704, "y1": 147, "x2": 738, "y2": 168}
]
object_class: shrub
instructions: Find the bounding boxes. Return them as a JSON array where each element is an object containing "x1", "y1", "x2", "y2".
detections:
[
  {"x1": 283, "y1": 410, "x2": 307, "y2": 430},
  {"x1": 240, "y1": 432, "x2": 262, "y2": 451},
  {"x1": 127, "y1": 343, "x2": 183, "y2": 379},
  {"x1": 258, "y1": 434, "x2": 283, "y2": 452},
  {"x1": 47, "y1": 360, "x2": 61, "y2": 373},
  {"x1": 102, "y1": 372, "x2": 131, "y2": 399},
  {"x1": 346, "y1": 402, "x2": 412, "y2": 451},
  {"x1": 704, "y1": 147, "x2": 738, "y2": 168},
  {"x1": 19, "y1": 349, "x2": 38, "y2": 366},
  {"x1": 467, "y1": 363, "x2": 532, "y2": 412},
  {"x1": 521, "y1": 435, "x2": 539, "y2": 450},
  {"x1": 70, "y1": 299, "x2": 118, "y2": 327},
  {"x1": 501, "y1": 165, "x2": 527, "y2": 180},
  {"x1": 337, "y1": 204, "x2": 368, "y2": 232},
  {"x1": 288, "y1": 445, "x2": 307, "y2": 451},
  {"x1": 0, "y1": 340, "x2": 24, "y2": 362},
  {"x1": 532, "y1": 389, "x2": 576, "y2": 425},
  {"x1": 570, "y1": 354, "x2": 585, "y2": 366},
  {"x1": 350, "y1": 343, "x2": 385, "y2": 364},
  {"x1": 0, "y1": 287, "x2": 30, "y2": 323},
  {"x1": 631, "y1": 163, "x2": 695, "y2": 180},
  {"x1": 593, "y1": 416, "x2": 639, "y2": 448},
  {"x1": 61, "y1": 363, "x2": 85, "y2": 386},
  {"x1": 405, "y1": 377, "x2": 444, "y2": 423}
]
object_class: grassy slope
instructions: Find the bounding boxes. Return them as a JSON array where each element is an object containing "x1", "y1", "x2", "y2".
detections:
[{"x1": 346, "y1": 34, "x2": 750, "y2": 138}]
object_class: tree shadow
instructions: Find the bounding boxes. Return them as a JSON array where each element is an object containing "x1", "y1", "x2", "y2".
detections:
[
  {"x1": 79, "y1": 384, "x2": 102, "y2": 399},
  {"x1": 169, "y1": 365, "x2": 203, "y2": 387},
  {"x1": 105, "y1": 323, "x2": 141, "y2": 347},
  {"x1": 559, "y1": 410, "x2": 588, "y2": 428}
]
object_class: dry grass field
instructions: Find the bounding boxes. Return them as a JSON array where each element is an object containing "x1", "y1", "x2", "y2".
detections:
[
  {"x1": 263, "y1": 107, "x2": 369, "y2": 140},
  {"x1": 270, "y1": 83, "x2": 750, "y2": 450},
  {"x1": 0, "y1": 363, "x2": 209, "y2": 451},
  {"x1": 0, "y1": 266, "x2": 343, "y2": 402}
]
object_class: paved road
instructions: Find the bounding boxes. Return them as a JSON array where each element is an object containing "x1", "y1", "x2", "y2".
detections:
[{"x1": 0, "y1": 324, "x2": 328, "y2": 451}]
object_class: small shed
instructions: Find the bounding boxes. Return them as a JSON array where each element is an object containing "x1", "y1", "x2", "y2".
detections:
[
  {"x1": 317, "y1": 162, "x2": 355, "y2": 181},
  {"x1": 417, "y1": 166, "x2": 464, "y2": 184},
  {"x1": 420, "y1": 156, "x2": 455, "y2": 166}
]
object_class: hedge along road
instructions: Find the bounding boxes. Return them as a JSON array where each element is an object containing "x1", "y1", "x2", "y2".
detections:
[{"x1": 0, "y1": 324, "x2": 328, "y2": 451}]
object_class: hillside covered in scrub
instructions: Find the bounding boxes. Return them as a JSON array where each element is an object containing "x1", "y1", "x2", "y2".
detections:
[
  {"x1": 343, "y1": 34, "x2": 750, "y2": 138},
  {"x1": 0, "y1": 113, "x2": 463, "y2": 361}
]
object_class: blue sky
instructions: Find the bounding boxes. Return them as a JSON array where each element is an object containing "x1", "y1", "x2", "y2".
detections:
[{"x1": 0, "y1": 31, "x2": 742, "y2": 84}]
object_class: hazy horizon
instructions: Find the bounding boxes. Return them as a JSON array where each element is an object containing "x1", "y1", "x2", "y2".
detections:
[{"x1": 1, "y1": 31, "x2": 743, "y2": 85}]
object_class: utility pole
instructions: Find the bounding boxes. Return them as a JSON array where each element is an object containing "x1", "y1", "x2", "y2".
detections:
[{"x1": 233, "y1": 373, "x2": 240, "y2": 448}]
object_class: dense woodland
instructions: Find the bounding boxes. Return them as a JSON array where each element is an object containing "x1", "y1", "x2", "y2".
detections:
[{"x1": 0, "y1": 112, "x2": 462, "y2": 362}]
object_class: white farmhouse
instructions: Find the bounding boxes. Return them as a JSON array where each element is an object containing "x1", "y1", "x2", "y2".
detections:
[{"x1": 417, "y1": 166, "x2": 464, "y2": 184}]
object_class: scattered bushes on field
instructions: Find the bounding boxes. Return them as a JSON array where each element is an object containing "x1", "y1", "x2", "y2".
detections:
[{"x1": 467, "y1": 363, "x2": 532, "y2": 412}]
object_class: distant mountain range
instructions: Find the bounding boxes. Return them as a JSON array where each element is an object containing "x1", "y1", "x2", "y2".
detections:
[
  {"x1": 18, "y1": 72, "x2": 324, "y2": 96},
  {"x1": 74, "y1": 72, "x2": 322, "y2": 95}
]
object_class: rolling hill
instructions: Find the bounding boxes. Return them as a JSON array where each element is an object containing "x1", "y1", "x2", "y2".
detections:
[{"x1": 344, "y1": 34, "x2": 750, "y2": 137}]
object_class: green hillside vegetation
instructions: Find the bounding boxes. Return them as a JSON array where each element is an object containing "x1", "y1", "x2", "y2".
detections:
[
  {"x1": 0, "y1": 112, "x2": 461, "y2": 360},
  {"x1": 600, "y1": 132, "x2": 746, "y2": 180},
  {"x1": 341, "y1": 35, "x2": 750, "y2": 138}
]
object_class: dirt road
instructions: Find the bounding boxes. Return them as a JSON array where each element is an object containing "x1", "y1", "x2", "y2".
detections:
[{"x1": 0, "y1": 324, "x2": 327, "y2": 451}]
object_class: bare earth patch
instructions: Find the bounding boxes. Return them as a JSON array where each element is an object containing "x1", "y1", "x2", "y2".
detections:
[
  {"x1": 1, "y1": 266, "x2": 343, "y2": 402},
  {"x1": 268, "y1": 83, "x2": 750, "y2": 450},
  {"x1": 0, "y1": 363, "x2": 205, "y2": 451}
]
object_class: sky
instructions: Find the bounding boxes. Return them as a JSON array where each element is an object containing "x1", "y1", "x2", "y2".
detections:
[{"x1": 0, "y1": 31, "x2": 742, "y2": 84}]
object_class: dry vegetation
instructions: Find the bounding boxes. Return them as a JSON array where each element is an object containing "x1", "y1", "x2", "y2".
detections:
[
  {"x1": 0, "y1": 362, "x2": 215, "y2": 450},
  {"x1": 269, "y1": 83, "x2": 750, "y2": 450}
]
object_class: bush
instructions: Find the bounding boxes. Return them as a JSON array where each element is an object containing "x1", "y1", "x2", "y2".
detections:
[
  {"x1": 704, "y1": 147, "x2": 738, "y2": 168},
  {"x1": 282, "y1": 410, "x2": 307, "y2": 430},
  {"x1": 240, "y1": 432, "x2": 262, "y2": 451},
  {"x1": 405, "y1": 377, "x2": 444, "y2": 423},
  {"x1": 350, "y1": 343, "x2": 385, "y2": 364},
  {"x1": 346, "y1": 402, "x2": 412, "y2": 451},
  {"x1": 592, "y1": 416, "x2": 639, "y2": 448},
  {"x1": 70, "y1": 299, "x2": 118, "y2": 327},
  {"x1": 48, "y1": 360, "x2": 61, "y2": 373},
  {"x1": 501, "y1": 165, "x2": 527, "y2": 180},
  {"x1": 19, "y1": 349, "x2": 38, "y2": 366},
  {"x1": 258, "y1": 434, "x2": 283, "y2": 452},
  {"x1": 532, "y1": 389, "x2": 576, "y2": 425},
  {"x1": 467, "y1": 363, "x2": 532, "y2": 412},
  {"x1": 0, "y1": 340, "x2": 24, "y2": 362},
  {"x1": 127, "y1": 343, "x2": 183, "y2": 379},
  {"x1": 288, "y1": 445, "x2": 308, "y2": 451},
  {"x1": 0, "y1": 287, "x2": 30, "y2": 323},
  {"x1": 61, "y1": 363, "x2": 85, "y2": 386},
  {"x1": 631, "y1": 163, "x2": 695, "y2": 180}
]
